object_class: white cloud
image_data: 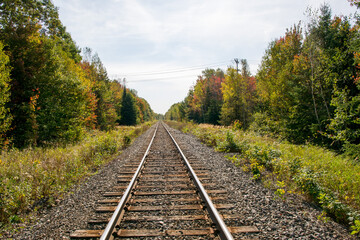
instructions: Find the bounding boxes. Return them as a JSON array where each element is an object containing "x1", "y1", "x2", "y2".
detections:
[{"x1": 53, "y1": 0, "x2": 356, "y2": 114}]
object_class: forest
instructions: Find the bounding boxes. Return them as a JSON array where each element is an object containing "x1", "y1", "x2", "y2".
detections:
[
  {"x1": 165, "y1": 3, "x2": 360, "y2": 160},
  {"x1": 0, "y1": 0, "x2": 158, "y2": 228},
  {"x1": 0, "y1": 0, "x2": 156, "y2": 150}
]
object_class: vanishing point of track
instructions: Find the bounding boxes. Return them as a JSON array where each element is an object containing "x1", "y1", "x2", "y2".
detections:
[{"x1": 70, "y1": 122, "x2": 259, "y2": 239}]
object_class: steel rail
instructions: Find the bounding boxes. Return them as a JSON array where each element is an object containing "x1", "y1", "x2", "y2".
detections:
[
  {"x1": 163, "y1": 122, "x2": 234, "y2": 240},
  {"x1": 100, "y1": 122, "x2": 159, "y2": 240}
]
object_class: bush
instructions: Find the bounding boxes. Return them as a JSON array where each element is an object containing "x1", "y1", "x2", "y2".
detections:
[
  {"x1": 249, "y1": 112, "x2": 286, "y2": 138},
  {"x1": 343, "y1": 142, "x2": 360, "y2": 162},
  {"x1": 170, "y1": 121, "x2": 360, "y2": 231},
  {"x1": 0, "y1": 123, "x2": 151, "y2": 229},
  {"x1": 0, "y1": 41, "x2": 12, "y2": 149},
  {"x1": 216, "y1": 131, "x2": 241, "y2": 152}
]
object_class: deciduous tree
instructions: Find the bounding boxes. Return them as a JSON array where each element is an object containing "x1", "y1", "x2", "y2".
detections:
[
  {"x1": 221, "y1": 60, "x2": 256, "y2": 128},
  {"x1": 0, "y1": 41, "x2": 12, "y2": 148}
]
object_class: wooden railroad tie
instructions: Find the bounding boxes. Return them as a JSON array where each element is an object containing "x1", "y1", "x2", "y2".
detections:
[
  {"x1": 96, "y1": 204, "x2": 234, "y2": 212},
  {"x1": 70, "y1": 226, "x2": 260, "y2": 238}
]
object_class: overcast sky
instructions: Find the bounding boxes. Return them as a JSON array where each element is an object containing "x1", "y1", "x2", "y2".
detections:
[{"x1": 52, "y1": 0, "x2": 357, "y2": 114}]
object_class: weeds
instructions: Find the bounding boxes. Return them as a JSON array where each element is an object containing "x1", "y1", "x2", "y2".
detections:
[
  {"x1": 274, "y1": 181, "x2": 286, "y2": 200},
  {"x1": 318, "y1": 211, "x2": 330, "y2": 223},
  {"x1": 0, "y1": 123, "x2": 151, "y2": 230},
  {"x1": 169, "y1": 121, "x2": 360, "y2": 233},
  {"x1": 351, "y1": 220, "x2": 360, "y2": 235},
  {"x1": 216, "y1": 131, "x2": 241, "y2": 152}
]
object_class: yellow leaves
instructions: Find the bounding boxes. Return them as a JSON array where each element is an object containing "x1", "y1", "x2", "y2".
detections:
[
  {"x1": 27, "y1": 28, "x2": 42, "y2": 44},
  {"x1": 350, "y1": 219, "x2": 360, "y2": 235},
  {"x1": 32, "y1": 158, "x2": 40, "y2": 166},
  {"x1": 274, "y1": 180, "x2": 286, "y2": 200},
  {"x1": 29, "y1": 88, "x2": 40, "y2": 109},
  {"x1": 292, "y1": 54, "x2": 310, "y2": 73}
]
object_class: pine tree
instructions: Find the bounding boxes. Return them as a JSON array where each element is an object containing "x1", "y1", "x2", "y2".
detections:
[{"x1": 119, "y1": 88, "x2": 137, "y2": 126}]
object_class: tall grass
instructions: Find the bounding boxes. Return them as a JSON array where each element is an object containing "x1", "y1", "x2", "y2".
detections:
[
  {"x1": 0, "y1": 123, "x2": 152, "y2": 229},
  {"x1": 166, "y1": 121, "x2": 360, "y2": 235}
]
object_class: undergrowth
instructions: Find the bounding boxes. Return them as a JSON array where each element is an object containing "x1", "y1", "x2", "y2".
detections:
[
  {"x1": 166, "y1": 121, "x2": 360, "y2": 236},
  {"x1": 0, "y1": 122, "x2": 152, "y2": 232}
]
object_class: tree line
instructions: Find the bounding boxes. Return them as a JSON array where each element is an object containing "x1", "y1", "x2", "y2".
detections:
[
  {"x1": 0, "y1": 0, "x2": 155, "y2": 149},
  {"x1": 165, "y1": 3, "x2": 360, "y2": 159}
]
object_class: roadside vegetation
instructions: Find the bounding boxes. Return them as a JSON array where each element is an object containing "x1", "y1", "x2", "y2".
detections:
[
  {"x1": 0, "y1": 1, "x2": 157, "y2": 150},
  {"x1": 0, "y1": 1, "x2": 158, "y2": 233},
  {"x1": 0, "y1": 123, "x2": 152, "y2": 231},
  {"x1": 165, "y1": 3, "x2": 360, "y2": 235},
  {"x1": 165, "y1": 3, "x2": 360, "y2": 160},
  {"x1": 167, "y1": 121, "x2": 360, "y2": 235}
]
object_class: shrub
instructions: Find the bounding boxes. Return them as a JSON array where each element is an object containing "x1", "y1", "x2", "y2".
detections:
[
  {"x1": 0, "y1": 123, "x2": 151, "y2": 229},
  {"x1": 249, "y1": 112, "x2": 286, "y2": 138},
  {"x1": 343, "y1": 142, "x2": 360, "y2": 162},
  {"x1": 216, "y1": 131, "x2": 241, "y2": 152},
  {"x1": 170, "y1": 121, "x2": 360, "y2": 231},
  {"x1": 0, "y1": 41, "x2": 12, "y2": 149}
]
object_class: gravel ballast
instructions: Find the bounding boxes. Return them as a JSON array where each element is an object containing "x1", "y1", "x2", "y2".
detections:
[
  {"x1": 5, "y1": 123, "x2": 354, "y2": 239},
  {"x1": 5, "y1": 125, "x2": 156, "y2": 239},
  {"x1": 167, "y1": 126, "x2": 354, "y2": 240}
]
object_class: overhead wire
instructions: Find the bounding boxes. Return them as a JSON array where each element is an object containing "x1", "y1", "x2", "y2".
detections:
[
  {"x1": 111, "y1": 60, "x2": 231, "y2": 83},
  {"x1": 126, "y1": 74, "x2": 201, "y2": 83},
  {"x1": 120, "y1": 60, "x2": 230, "y2": 76}
]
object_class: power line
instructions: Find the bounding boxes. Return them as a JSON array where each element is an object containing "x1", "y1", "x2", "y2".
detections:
[
  {"x1": 110, "y1": 59, "x2": 249, "y2": 83},
  {"x1": 110, "y1": 58, "x2": 263, "y2": 84},
  {"x1": 126, "y1": 74, "x2": 200, "y2": 83},
  {"x1": 112, "y1": 60, "x2": 231, "y2": 77}
]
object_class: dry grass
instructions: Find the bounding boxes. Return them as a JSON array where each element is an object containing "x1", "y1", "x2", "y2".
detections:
[
  {"x1": 0, "y1": 123, "x2": 152, "y2": 230},
  {"x1": 167, "y1": 121, "x2": 360, "y2": 234}
]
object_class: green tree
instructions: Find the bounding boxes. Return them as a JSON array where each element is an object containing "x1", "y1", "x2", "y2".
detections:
[
  {"x1": 256, "y1": 25, "x2": 304, "y2": 140},
  {"x1": 0, "y1": 1, "x2": 95, "y2": 146},
  {"x1": 298, "y1": 5, "x2": 359, "y2": 148},
  {"x1": 165, "y1": 102, "x2": 186, "y2": 121},
  {"x1": 135, "y1": 97, "x2": 154, "y2": 123},
  {"x1": 119, "y1": 88, "x2": 137, "y2": 126},
  {"x1": 0, "y1": 0, "x2": 81, "y2": 62},
  {"x1": 34, "y1": 38, "x2": 92, "y2": 144},
  {"x1": 325, "y1": 4, "x2": 360, "y2": 157},
  {"x1": 0, "y1": 41, "x2": 12, "y2": 148},
  {"x1": 220, "y1": 60, "x2": 256, "y2": 127},
  {"x1": 3, "y1": 23, "x2": 47, "y2": 146},
  {"x1": 110, "y1": 80, "x2": 124, "y2": 123},
  {"x1": 256, "y1": 4, "x2": 359, "y2": 149}
]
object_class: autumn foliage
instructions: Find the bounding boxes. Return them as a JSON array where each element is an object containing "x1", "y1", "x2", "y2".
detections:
[
  {"x1": 166, "y1": 3, "x2": 360, "y2": 159},
  {"x1": 0, "y1": 0, "x2": 155, "y2": 148}
]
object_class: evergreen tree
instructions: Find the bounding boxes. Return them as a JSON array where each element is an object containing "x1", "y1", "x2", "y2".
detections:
[{"x1": 119, "y1": 88, "x2": 137, "y2": 126}]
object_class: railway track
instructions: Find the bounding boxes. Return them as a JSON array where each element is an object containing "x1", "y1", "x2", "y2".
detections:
[{"x1": 70, "y1": 122, "x2": 259, "y2": 239}]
